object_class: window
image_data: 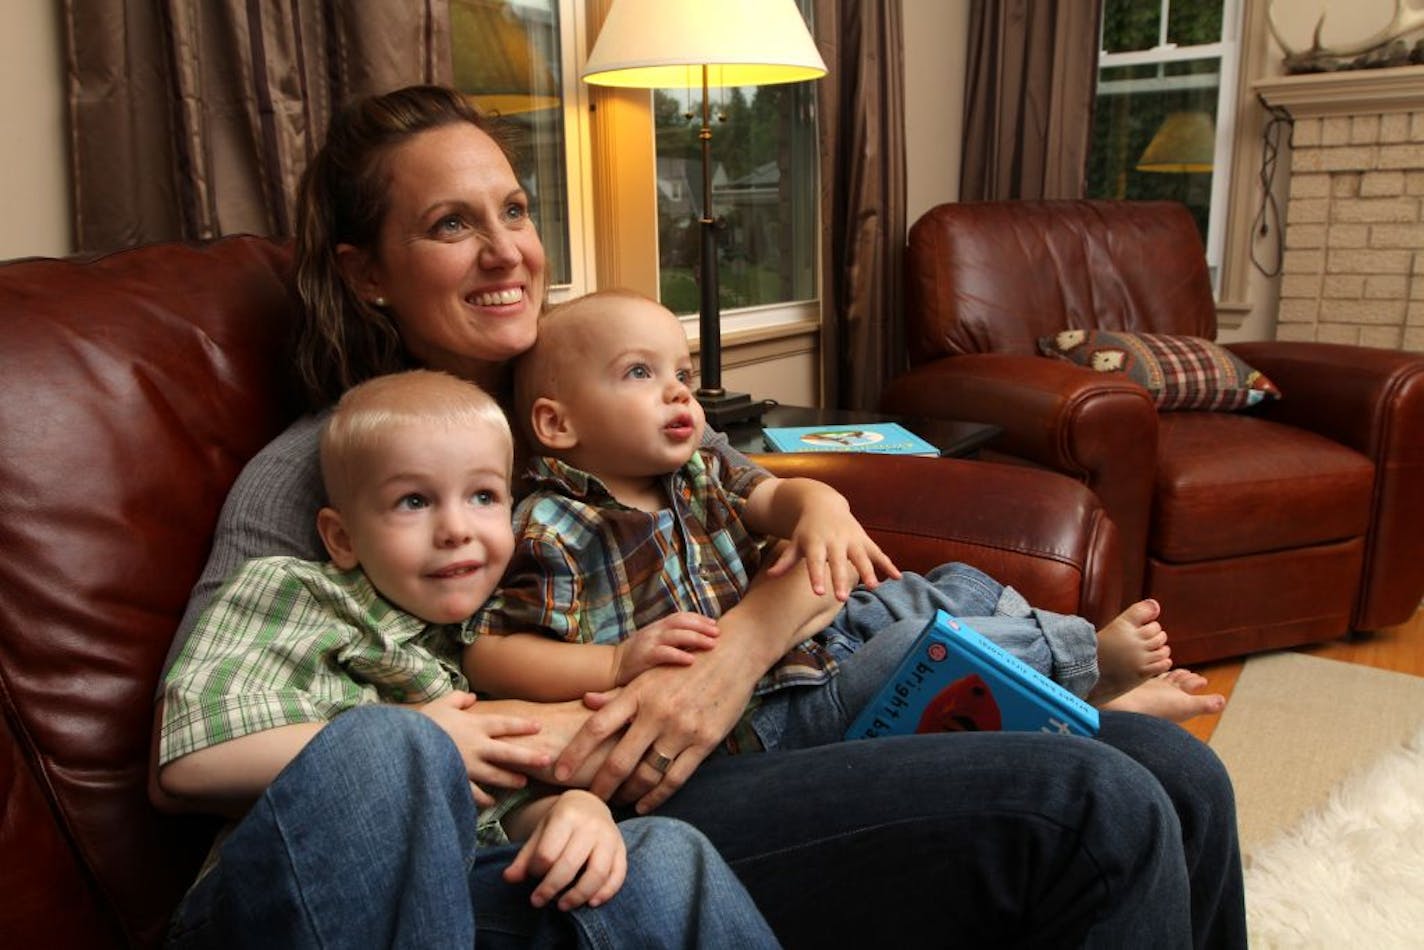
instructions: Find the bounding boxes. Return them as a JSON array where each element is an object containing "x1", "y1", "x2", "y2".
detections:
[
  {"x1": 1089, "y1": 0, "x2": 1241, "y2": 291},
  {"x1": 453, "y1": 0, "x2": 821, "y2": 333},
  {"x1": 651, "y1": 78, "x2": 819, "y2": 318},
  {"x1": 451, "y1": 0, "x2": 593, "y2": 294}
]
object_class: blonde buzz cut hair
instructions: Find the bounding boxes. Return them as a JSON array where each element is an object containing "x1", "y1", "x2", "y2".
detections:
[{"x1": 320, "y1": 369, "x2": 513, "y2": 508}]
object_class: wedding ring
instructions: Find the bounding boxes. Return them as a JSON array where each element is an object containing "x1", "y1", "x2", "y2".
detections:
[{"x1": 643, "y1": 748, "x2": 674, "y2": 774}]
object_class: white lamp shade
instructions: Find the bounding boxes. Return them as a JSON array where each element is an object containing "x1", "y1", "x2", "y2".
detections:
[{"x1": 581, "y1": 0, "x2": 827, "y2": 89}]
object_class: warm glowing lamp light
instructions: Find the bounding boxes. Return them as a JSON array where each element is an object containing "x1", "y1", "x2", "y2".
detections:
[
  {"x1": 1136, "y1": 111, "x2": 1216, "y2": 173},
  {"x1": 582, "y1": 0, "x2": 827, "y2": 426},
  {"x1": 454, "y1": 0, "x2": 563, "y2": 115}
]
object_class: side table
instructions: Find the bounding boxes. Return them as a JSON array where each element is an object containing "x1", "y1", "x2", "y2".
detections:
[{"x1": 719, "y1": 404, "x2": 1001, "y2": 459}]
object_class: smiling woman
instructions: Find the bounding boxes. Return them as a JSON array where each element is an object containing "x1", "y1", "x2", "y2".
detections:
[
  {"x1": 293, "y1": 90, "x2": 546, "y2": 407},
  {"x1": 139, "y1": 83, "x2": 1248, "y2": 949}
]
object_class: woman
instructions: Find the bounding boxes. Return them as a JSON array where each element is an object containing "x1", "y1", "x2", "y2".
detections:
[{"x1": 156, "y1": 85, "x2": 1245, "y2": 948}]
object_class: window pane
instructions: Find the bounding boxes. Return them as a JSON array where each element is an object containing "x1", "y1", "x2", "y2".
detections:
[
  {"x1": 1102, "y1": 0, "x2": 1162, "y2": 53},
  {"x1": 653, "y1": 81, "x2": 818, "y2": 314},
  {"x1": 451, "y1": 0, "x2": 571, "y2": 286},
  {"x1": 1167, "y1": 2, "x2": 1222, "y2": 47},
  {"x1": 1086, "y1": 58, "x2": 1221, "y2": 242}
]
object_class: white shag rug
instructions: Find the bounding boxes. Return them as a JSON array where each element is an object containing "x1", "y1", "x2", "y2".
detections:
[{"x1": 1242, "y1": 720, "x2": 1424, "y2": 948}]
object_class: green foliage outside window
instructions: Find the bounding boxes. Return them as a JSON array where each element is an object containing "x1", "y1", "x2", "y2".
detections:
[
  {"x1": 1089, "y1": 0, "x2": 1227, "y2": 243},
  {"x1": 653, "y1": 83, "x2": 817, "y2": 315}
]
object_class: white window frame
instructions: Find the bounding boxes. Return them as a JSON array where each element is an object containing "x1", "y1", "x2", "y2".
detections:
[
  {"x1": 1097, "y1": 0, "x2": 1243, "y2": 293},
  {"x1": 543, "y1": 0, "x2": 596, "y2": 303}
]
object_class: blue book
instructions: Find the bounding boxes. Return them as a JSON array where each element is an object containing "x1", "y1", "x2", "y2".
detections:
[
  {"x1": 845, "y1": 611, "x2": 1100, "y2": 740},
  {"x1": 761, "y1": 421, "x2": 939, "y2": 456}
]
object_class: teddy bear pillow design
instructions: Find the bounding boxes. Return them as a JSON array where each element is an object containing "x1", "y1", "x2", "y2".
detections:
[{"x1": 1037, "y1": 329, "x2": 1282, "y2": 412}]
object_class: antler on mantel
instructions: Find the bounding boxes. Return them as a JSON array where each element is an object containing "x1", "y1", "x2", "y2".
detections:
[{"x1": 1268, "y1": 0, "x2": 1424, "y2": 73}]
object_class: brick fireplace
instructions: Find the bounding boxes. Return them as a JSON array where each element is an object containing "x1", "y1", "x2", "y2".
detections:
[{"x1": 1256, "y1": 65, "x2": 1424, "y2": 352}]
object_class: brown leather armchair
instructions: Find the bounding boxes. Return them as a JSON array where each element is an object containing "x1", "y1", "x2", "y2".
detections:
[
  {"x1": 1, "y1": 236, "x2": 1120, "y2": 947},
  {"x1": 883, "y1": 199, "x2": 1424, "y2": 666}
]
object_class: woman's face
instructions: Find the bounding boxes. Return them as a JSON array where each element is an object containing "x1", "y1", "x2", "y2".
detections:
[{"x1": 345, "y1": 123, "x2": 547, "y2": 386}]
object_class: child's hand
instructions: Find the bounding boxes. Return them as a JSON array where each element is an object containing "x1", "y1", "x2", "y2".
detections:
[
  {"x1": 417, "y1": 691, "x2": 550, "y2": 802},
  {"x1": 503, "y1": 790, "x2": 627, "y2": 910},
  {"x1": 764, "y1": 502, "x2": 901, "y2": 600},
  {"x1": 612, "y1": 612, "x2": 719, "y2": 684}
]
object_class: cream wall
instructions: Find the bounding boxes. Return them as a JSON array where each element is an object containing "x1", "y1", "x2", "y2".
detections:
[
  {"x1": 903, "y1": 0, "x2": 971, "y2": 222},
  {"x1": 1, "y1": 3, "x2": 68, "y2": 259}
]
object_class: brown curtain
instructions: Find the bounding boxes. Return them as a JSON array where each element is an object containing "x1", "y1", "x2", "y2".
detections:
[
  {"x1": 814, "y1": 0, "x2": 906, "y2": 411},
  {"x1": 959, "y1": 0, "x2": 1101, "y2": 201},
  {"x1": 63, "y1": 1, "x2": 453, "y2": 253}
]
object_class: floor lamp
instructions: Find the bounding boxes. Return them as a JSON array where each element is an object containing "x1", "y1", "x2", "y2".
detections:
[
  {"x1": 1136, "y1": 110, "x2": 1216, "y2": 203},
  {"x1": 581, "y1": 0, "x2": 826, "y2": 427}
]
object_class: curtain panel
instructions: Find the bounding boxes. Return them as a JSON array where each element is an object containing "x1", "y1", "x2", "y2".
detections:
[
  {"x1": 813, "y1": 0, "x2": 907, "y2": 411},
  {"x1": 959, "y1": 0, "x2": 1101, "y2": 201},
  {"x1": 63, "y1": 1, "x2": 452, "y2": 253}
]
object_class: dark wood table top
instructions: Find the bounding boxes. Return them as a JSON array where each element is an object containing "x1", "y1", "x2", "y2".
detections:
[{"x1": 719, "y1": 404, "x2": 1001, "y2": 459}]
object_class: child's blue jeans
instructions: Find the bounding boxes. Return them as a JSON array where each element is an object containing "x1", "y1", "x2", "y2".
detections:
[
  {"x1": 164, "y1": 705, "x2": 780, "y2": 949},
  {"x1": 749, "y1": 561, "x2": 1100, "y2": 751}
]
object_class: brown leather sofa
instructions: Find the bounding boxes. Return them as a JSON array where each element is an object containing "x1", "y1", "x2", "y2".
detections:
[
  {"x1": 0, "y1": 235, "x2": 1120, "y2": 947},
  {"x1": 883, "y1": 199, "x2": 1424, "y2": 666}
]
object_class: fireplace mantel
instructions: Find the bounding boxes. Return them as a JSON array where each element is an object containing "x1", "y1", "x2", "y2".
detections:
[{"x1": 1255, "y1": 64, "x2": 1424, "y2": 118}]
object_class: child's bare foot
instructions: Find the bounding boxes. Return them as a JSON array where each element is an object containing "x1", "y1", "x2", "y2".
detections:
[
  {"x1": 1087, "y1": 599, "x2": 1171, "y2": 705},
  {"x1": 1101, "y1": 670, "x2": 1227, "y2": 722}
]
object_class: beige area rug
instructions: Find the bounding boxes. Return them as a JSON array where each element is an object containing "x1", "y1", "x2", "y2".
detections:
[{"x1": 1208, "y1": 652, "x2": 1424, "y2": 947}]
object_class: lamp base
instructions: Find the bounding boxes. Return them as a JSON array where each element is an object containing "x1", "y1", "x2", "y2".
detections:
[{"x1": 697, "y1": 388, "x2": 768, "y2": 428}]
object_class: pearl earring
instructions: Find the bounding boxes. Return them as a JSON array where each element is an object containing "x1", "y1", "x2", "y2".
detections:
[{"x1": 372, "y1": 296, "x2": 387, "y2": 307}]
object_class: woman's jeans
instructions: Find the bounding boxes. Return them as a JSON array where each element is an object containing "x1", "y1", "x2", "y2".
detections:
[
  {"x1": 169, "y1": 686, "x2": 1246, "y2": 949},
  {"x1": 658, "y1": 713, "x2": 1245, "y2": 949},
  {"x1": 165, "y1": 706, "x2": 779, "y2": 949}
]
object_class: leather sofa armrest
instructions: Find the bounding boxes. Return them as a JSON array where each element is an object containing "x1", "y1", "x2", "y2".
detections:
[
  {"x1": 1227, "y1": 341, "x2": 1424, "y2": 458},
  {"x1": 1229, "y1": 340, "x2": 1424, "y2": 629},
  {"x1": 881, "y1": 354, "x2": 1157, "y2": 474},
  {"x1": 753, "y1": 453, "x2": 1122, "y2": 627},
  {"x1": 880, "y1": 353, "x2": 1156, "y2": 600}
]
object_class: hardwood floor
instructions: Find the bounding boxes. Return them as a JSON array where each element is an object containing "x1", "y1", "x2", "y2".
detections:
[{"x1": 1180, "y1": 606, "x2": 1424, "y2": 744}]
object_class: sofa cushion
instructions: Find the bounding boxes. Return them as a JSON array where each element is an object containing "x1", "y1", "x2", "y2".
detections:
[
  {"x1": 0, "y1": 237, "x2": 302, "y2": 946},
  {"x1": 1037, "y1": 329, "x2": 1281, "y2": 411},
  {"x1": 1149, "y1": 413, "x2": 1374, "y2": 563}
]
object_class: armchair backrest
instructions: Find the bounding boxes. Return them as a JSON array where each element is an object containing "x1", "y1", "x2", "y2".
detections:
[{"x1": 904, "y1": 200, "x2": 1218, "y2": 365}]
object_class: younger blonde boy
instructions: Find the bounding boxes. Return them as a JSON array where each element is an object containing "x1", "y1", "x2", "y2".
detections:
[{"x1": 466, "y1": 292, "x2": 1186, "y2": 780}]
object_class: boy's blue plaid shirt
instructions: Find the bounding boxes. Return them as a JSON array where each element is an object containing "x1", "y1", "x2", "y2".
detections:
[{"x1": 468, "y1": 445, "x2": 842, "y2": 752}]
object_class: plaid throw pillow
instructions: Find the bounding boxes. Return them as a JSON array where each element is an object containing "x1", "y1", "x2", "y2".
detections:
[{"x1": 1037, "y1": 330, "x2": 1282, "y2": 411}]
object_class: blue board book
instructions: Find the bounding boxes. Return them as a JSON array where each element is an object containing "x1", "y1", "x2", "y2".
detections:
[
  {"x1": 845, "y1": 611, "x2": 1100, "y2": 740},
  {"x1": 761, "y1": 421, "x2": 939, "y2": 456}
]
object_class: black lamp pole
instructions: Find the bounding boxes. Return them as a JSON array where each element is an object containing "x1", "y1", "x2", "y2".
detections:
[{"x1": 693, "y1": 65, "x2": 766, "y2": 427}]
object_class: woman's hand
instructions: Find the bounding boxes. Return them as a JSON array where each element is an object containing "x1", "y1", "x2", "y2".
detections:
[
  {"x1": 502, "y1": 790, "x2": 627, "y2": 911},
  {"x1": 553, "y1": 561, "x2": 843, "y2": 813},
  {"x1": 416, "y1": 691, "x2": 549, "y2": 804}
]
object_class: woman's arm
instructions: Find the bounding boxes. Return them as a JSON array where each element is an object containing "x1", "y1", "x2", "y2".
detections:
[
  {"x1": 464, "y1": 613, "x2": 721, "y2": 701},
  {"x1": 555, "y1": 558, "x2": 843, "y2": 812},
  {"x1": 465, "y1": 633, "x2": 623, "y2": 700}
]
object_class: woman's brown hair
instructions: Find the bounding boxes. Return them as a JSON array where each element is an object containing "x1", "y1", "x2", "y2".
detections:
[{"x1": 293, "y1": 85, "x2": 517, "y2": 409}]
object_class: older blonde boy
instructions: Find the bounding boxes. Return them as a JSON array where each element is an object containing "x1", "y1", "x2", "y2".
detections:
[{"x1": 165, "y1": 370, "x2": 638, "y2": 910}]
